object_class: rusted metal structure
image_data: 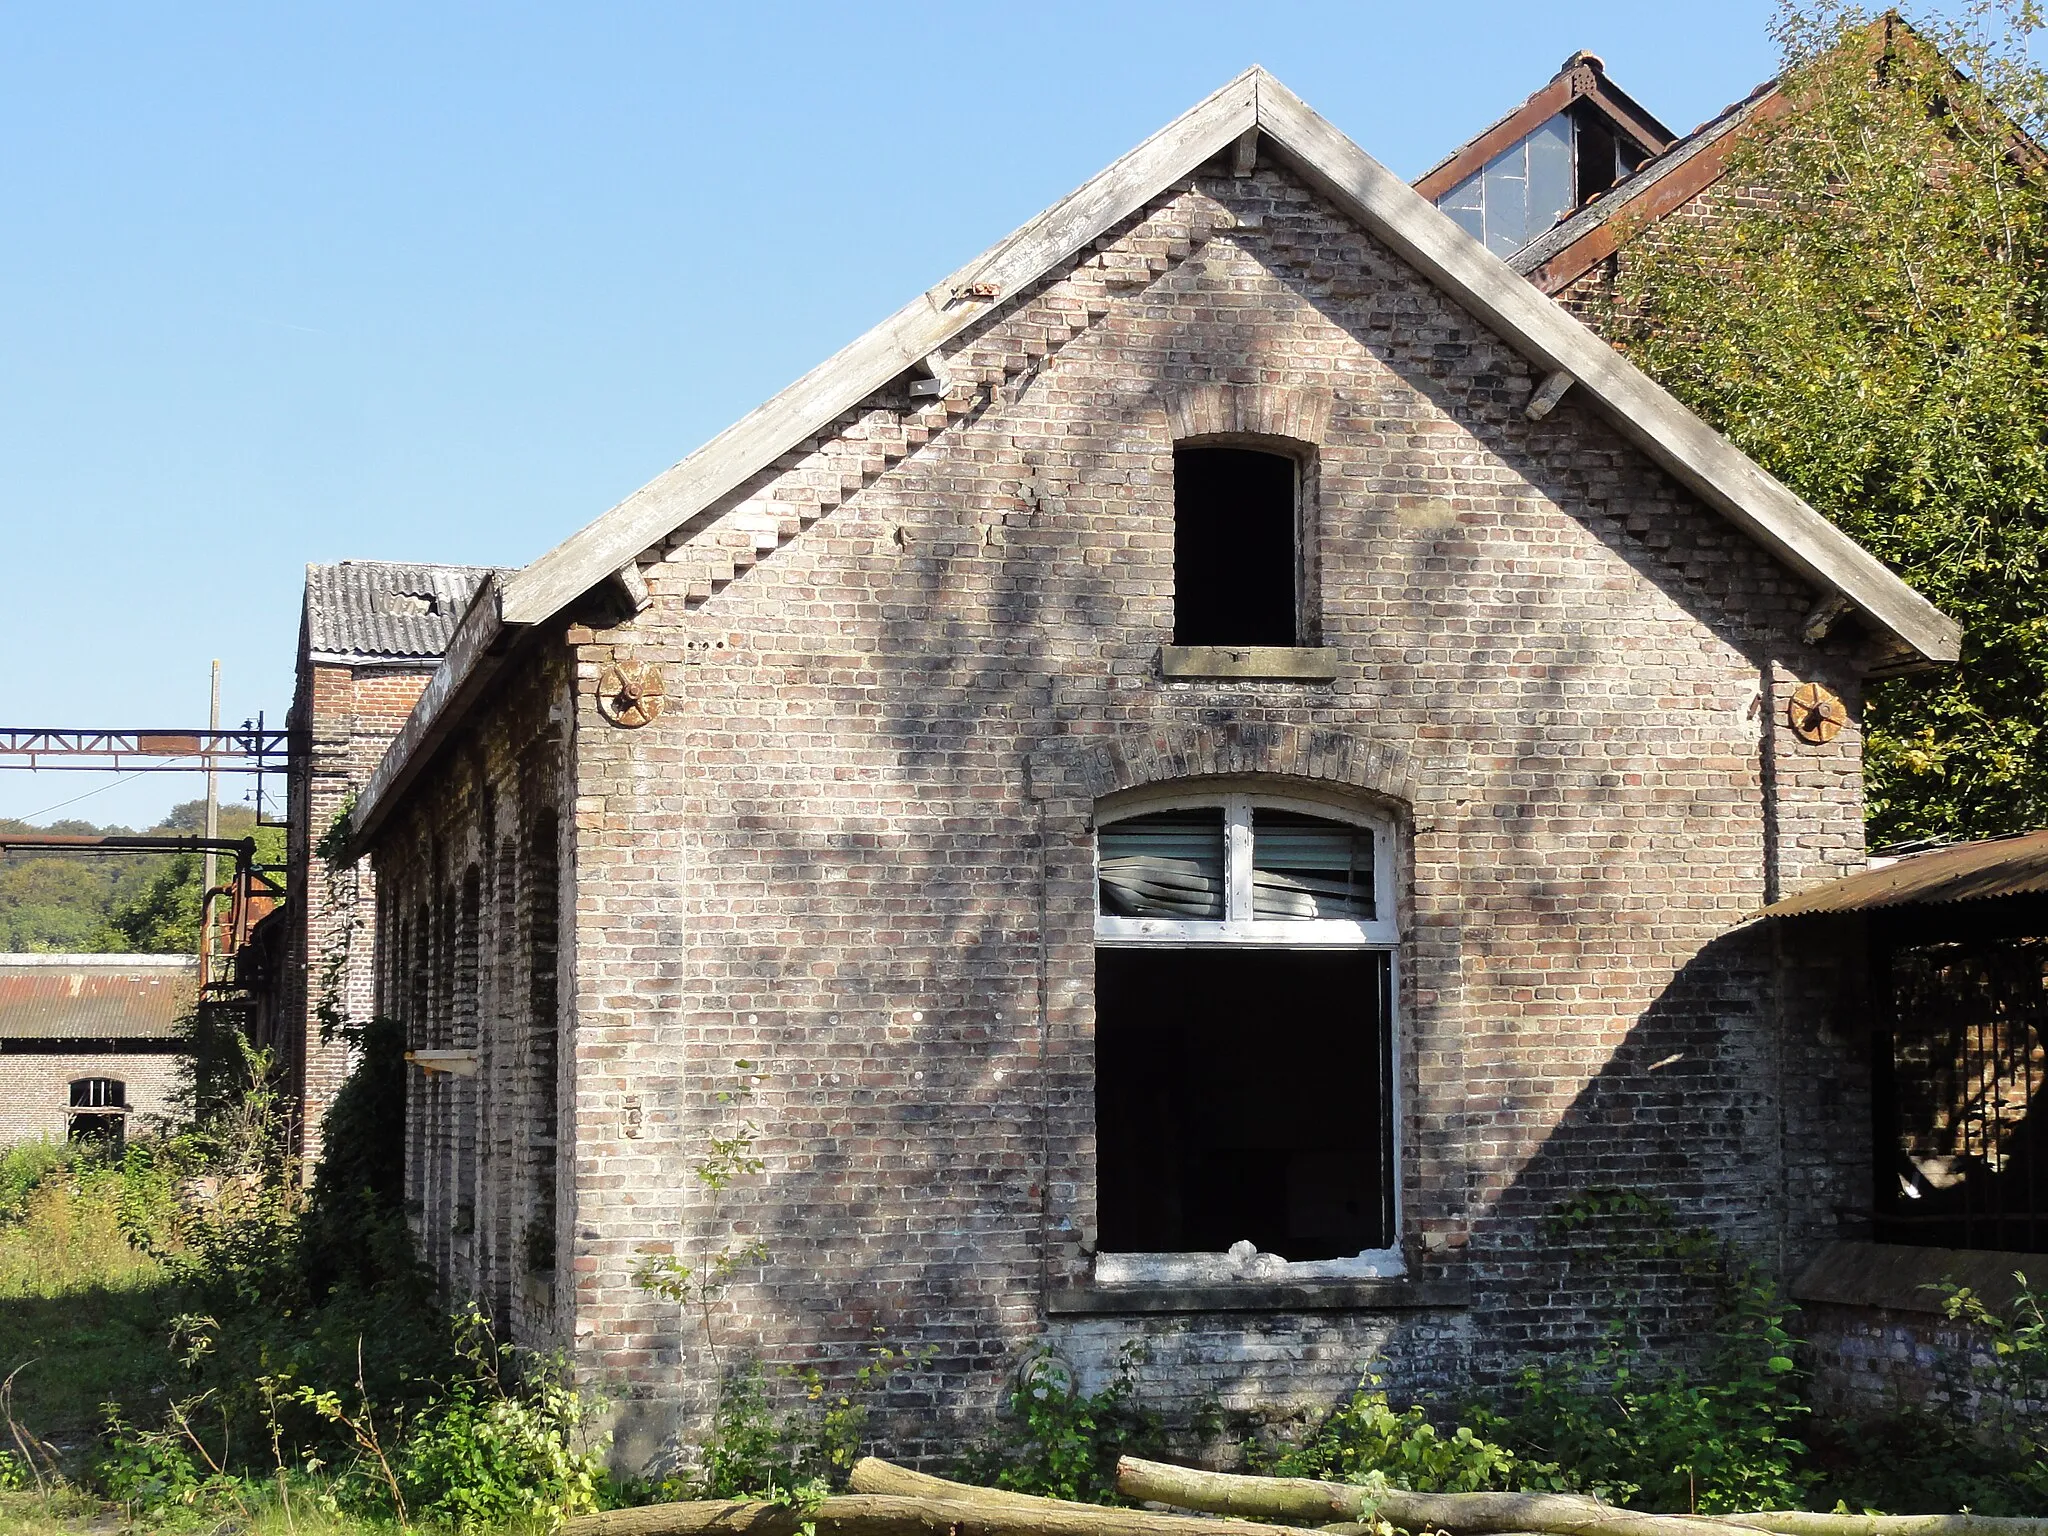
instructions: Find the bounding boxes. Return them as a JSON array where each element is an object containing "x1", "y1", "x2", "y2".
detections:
[
  {"x1": 0, "y1": 833, "x2": 285, "y2": 977},
  {"x1": 1760, "y1": 833, "x2": 2048, "y2": 1254},
  {"x1": 0, "y1": 726, "x2": 287, "y2": 773}
]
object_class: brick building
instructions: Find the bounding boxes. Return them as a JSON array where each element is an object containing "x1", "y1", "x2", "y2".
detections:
[
  {"x1": 338, "y1": 70, "x2": 1960, "y2": 1462},
  {"x1": 1418, "y1": 24, "x2": 2048, "y2": 1414},
  {"x1": 0, "y1": 953, "x2": 193, "y2": 1147},
  {"x1": 281, "y1": 561, "x2": 496, "y2": 1165}
]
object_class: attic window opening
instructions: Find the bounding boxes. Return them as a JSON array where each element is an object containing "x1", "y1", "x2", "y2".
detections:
[
  {"x1": 1173, "y1": 447, "x2": 1299, "y2": 648},
  {"x1": 1436, "y1": 105, "x2": 1650, "y2": 257}
]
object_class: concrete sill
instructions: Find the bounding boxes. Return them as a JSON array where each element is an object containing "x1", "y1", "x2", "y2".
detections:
[
  {"x1": 1047, "y1": 1277, "x2": 1469, "y2": 1316},
  {"x1": 1158, "y1": 645, "x2": 1339, "y2": 682},
  {"x1": 1793, "y1": 1239, "x2": 2037, "y2": 1315}
]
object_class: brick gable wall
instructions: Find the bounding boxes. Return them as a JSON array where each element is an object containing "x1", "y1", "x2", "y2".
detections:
[{"x1": 369, "y1": 161, "x2": 1876, "y2": 1463}]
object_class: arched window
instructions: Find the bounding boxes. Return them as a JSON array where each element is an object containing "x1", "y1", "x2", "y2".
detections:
[
  {"x1": 68, "y1": 1077, "x2": 127, "y2": 1148},
  {"x1": 1094, "y1": 792, "x2": 1398, "y2": 1278}
]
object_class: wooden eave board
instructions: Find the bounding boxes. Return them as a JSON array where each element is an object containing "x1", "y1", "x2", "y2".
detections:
[
  {"x1": 344, "y1": 66, "x2": 1962, "y2": 857},
  {"x1": 496, "y1": 69, "x2": 1261, "y2": 627}
]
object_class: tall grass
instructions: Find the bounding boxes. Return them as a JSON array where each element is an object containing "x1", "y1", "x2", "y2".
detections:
[{"x1": 0, "y1": 1140, "x2": 173, "y2": 1450}]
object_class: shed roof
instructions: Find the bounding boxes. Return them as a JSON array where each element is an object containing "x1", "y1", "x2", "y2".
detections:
[
  {"x1": 0, "y1": 954, "x2": 198, "y2": 1040},
  {"x1": 1758, "y1": 832, "x2": 2048, "y2": 918},
  {"x1": 346, "y1": 66, "x2": 1963, "y2": 856},
  {"x1": 303, "y1": 562, "x2": 501, "y2": 664}
]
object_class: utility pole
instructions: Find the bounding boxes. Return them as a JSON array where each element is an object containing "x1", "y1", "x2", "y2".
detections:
[{"x1": 201, "y1": 661, "x2": 220, "y2": 967}]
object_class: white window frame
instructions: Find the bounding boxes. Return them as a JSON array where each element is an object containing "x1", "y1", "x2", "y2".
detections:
[
  {"x1": 1092, "y1": 789, "x2": 1403, "y2": 1283},
  {"x1": 1095, "y1": 792, "x2": 1397, "y2": 948}
]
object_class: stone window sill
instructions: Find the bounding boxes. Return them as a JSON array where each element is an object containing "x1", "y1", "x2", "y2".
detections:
[
  {"x1": 1792, "y1": 1239, "x2": 2037, "y2": 1315},
  {"x1": 1158, "y1": 645, "x2": 1339, "y2": 682},
  {"x1": 1046, "y1": 1277, "x2": 1469, "y2": 1315}
]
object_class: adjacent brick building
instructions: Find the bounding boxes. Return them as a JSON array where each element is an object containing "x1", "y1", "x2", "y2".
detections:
[
  {"x1": 339, "y1": 69, "x2": 1961, "y2": 1463},
  {"x1": 280, "y1": 561, "x2": 496, "y2": 1165},
  {"x1": 0, "y1": 953, "x2": 192, "y2": 1146}
]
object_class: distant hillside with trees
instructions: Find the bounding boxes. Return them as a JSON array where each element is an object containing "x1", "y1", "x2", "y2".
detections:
[{"x1": 0, "y1": 799, "x2": 284, "y2": 954}]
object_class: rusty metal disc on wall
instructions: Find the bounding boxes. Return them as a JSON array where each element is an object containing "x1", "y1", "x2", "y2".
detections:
[
  {"x1": 596, "y1": 662, "x2": 665, "y2": 729},
  {"x1": 1787, "y1": 682, "x2": 1847, "y2": 745}
]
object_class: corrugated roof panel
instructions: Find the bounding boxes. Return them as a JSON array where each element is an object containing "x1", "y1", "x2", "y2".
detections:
[
  {"x1": 303, "y1": 562, "x2": 501, "y2": 662},
  {"x1": 1758, "y1": 830, "x2": 2048, "y2": 918},
  {"x1": 0, "y1": 955, "x2": 199, "y2": 1040}
]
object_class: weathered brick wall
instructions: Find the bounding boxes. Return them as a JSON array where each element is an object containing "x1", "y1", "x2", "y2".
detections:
[
  {"x1": 285, "y1": 660, "x2": 437, "y2": 1170},
  {"x1": 373, "y1": 159, "x2": 1879, "y2": 1465},
  {"x1": 367, "y1": 647, "x2": 574, "y2": 1348},
  {"x1": 0, "y1": 1050, "x2": 184, "y2": 1147}
]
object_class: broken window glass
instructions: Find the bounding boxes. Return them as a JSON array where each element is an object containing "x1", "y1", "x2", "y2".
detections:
[
  {"x1": 68, "y1": 1076, "x2": 126, "y2": 1149},
  {"x1": 1252, "y1": 810, "x2": 1375, "y2": 920},
  {"x1": 1099, "y1": 810, "x2": 1225, "y2": 920},
  {"x1": 1439, "y1": 113, "x2": 1574, "y2": 258}
]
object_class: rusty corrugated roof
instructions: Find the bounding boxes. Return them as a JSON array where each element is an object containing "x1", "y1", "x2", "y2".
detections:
[
  {"x1": 0, "y1": 954, "x2": 198, "y2": 1040},
  {"x1": 1758, "y1": 831, "x2": 2048, "y2": 918},
  {"x1": 303, "y1": 561, "x2": 502, "y2": 663}
]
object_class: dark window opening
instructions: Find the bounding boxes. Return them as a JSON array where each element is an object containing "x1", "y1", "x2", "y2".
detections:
[
  {"x1": 1876, "y1": 923, "x2": 2048, "y2": 1252},
  {"x1": 1173, "y1": 447, "x2": 1297, "y2": 647},
  {"x1": 1096, "y1": 947, "x2": 1394, "y2": 1259},
  {"x1": 69, "y1": 1077, "x2": 126, "y2": 1148}
]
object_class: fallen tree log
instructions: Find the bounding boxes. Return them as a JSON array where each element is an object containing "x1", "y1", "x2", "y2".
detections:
[
  {"x1": 1116, "y1": 1455, "x2": 1738, "y2": 1536},
  {"x1": 1115, "y1": 1456, "x2": 2048, "y2": 1536},
  {"x1": 564, "y1": 1487, "x2": 1311, "y2": 1536},
  {"x1": 849, "y1": 1458, "x2": 1092, "y2": 1509},
  {"x1": 1724, "y1": 1519, "x2": 2048, "y2": 1536}
]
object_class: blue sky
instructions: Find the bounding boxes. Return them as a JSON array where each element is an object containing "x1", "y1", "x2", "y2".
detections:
[{"x1": 0, "y1": 1, "x2": 1779, "y2": 828}]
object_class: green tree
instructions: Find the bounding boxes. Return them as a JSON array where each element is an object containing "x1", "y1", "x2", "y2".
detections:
[
  {"x1": 101, "y1": 851, "x2": 205, "y2": 952},
  {"x1": 0, "y1": 799, "x2": 283, "y2": 955},
  {"x1": 1614, "y1": 1, "x2": 2048, "y2": 844}
]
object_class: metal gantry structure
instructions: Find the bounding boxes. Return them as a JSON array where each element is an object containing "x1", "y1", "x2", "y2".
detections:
[
  {"x1": 0, "y1": 707, "x2": 291, "y2": 976},
  {"x1": 0, "y1": 724, "x2": 287, "y2": 773},
  {"x1": 0, "y1": 714, "x2": 289, "y2": 824}
]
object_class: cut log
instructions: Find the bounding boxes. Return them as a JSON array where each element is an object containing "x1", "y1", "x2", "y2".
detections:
[
  {"x1": 567, "y1": 1489, "x2": 1309, "y2": 1536},
  {"x1": 1115, "y1": 1459, "x2": 2048, "y2": 1536},
  {"x1": 1116, "y1": 1456, "x2": 1737, "y2": 1536},
  {"x1": 849, "y1": 1458, "x2": 1098, "y2": 1510},
  {"x1": 1725, "y1": 1519, "x2": 2048, "y2": 1536},
  {"x1": 560, "y1": 1500, "x2": 827, "y2": 1536}
]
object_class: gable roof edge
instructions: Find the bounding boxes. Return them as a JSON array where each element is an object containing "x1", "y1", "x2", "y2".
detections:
[
  {"x1": 345, "y1": 66, "x2": 1961, "y2": 859},
  {"x1": 1252, "y1": 70, "x2": 1960, "y2": 665},
  {"x1": 497, "y1": 69, "x2": 1261, "y2": 628}
]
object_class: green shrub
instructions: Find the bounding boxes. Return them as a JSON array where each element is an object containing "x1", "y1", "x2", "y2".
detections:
[
  {"x1": 1270, "y1": 1380, "x2": 1556, "y2": 1494},
  {"x1": 379, "y1": 1311, "x2": 608, "y2": 1529},
  {"x1": 0, "y1": 1141, "x2": 78, "y2": 1223},
  {"x1": 959, "y1": 1344, "x2": 1163, "y2": 1504}
]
